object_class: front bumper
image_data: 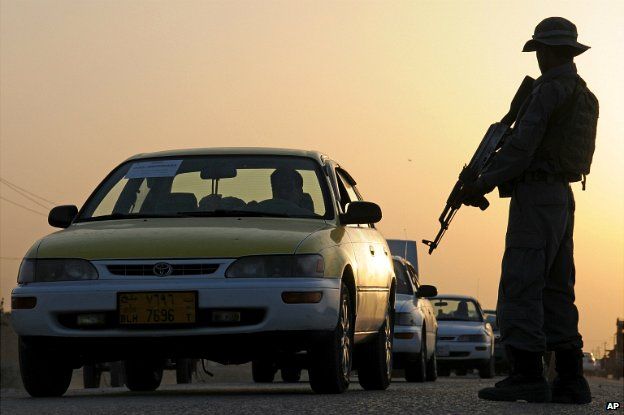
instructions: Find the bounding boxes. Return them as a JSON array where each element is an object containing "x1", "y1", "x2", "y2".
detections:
[
  {"x1": 436, "y1": 340, "x2": 492, "y2": 361},
  {"x1": 11, "y1": 277, "x2": 341, "y2": 337},
  {"x1": 393, "y1": 324, "x2": 422, "y2": 354}
]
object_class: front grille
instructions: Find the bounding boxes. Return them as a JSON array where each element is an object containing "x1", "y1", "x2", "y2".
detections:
[
  {"x1": 439, "y1": 336, "x2": 456, "y2": 341},
  {"x1": 107, "y1": 263, "x2": 220, "y2": 276}
]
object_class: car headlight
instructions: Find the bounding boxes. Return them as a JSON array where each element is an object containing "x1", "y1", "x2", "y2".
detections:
[
  {"x1": 18, "y1": 259, "x2": 99, "y2": 283},
  {"x1": 225, "y1": 254, "x2": 325, "y2": 278},
  {"x1": 395, "y1": 312, "x2": 418, "y2": 326},
  {"x1": 456, "y1": 334, "x2": 488, "y2": 343}
]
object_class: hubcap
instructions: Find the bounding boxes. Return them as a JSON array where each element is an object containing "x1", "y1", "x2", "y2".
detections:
[{"x1": 340, "y1": 294, "x2": 351, "y2": 379}]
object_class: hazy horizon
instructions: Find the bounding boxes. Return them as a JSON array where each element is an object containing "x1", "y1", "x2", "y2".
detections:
[{"x1": 1, "y1": 0, "x2": 622, "y2": 356}]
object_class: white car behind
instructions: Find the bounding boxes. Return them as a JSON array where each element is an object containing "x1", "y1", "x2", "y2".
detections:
[
  {"x1": 432, "y1": 295, "x2": 495, "y2": 378},
  {"x1": 391, "y1": 255, "x2": 438, "y2": 382}
]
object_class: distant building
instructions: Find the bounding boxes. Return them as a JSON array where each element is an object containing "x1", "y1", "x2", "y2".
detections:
[{"x1": 602, "y1": 319, "x2": 623, "y2": 379}]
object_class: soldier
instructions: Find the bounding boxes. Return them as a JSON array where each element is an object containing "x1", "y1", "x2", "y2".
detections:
[{"x1": 459, "y1": 17, "x2": 599, "y2": 404}]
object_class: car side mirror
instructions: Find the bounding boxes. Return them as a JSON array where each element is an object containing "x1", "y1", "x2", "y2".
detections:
[
  {"x1": 417, "y1": 285, "x2": 438, "y2": 298},
  {"x1": 340, "y1": 201, "x2": 382, "y2": 225},
  {"x1": 48, "y1": 205, "x2": 78, "y2": 228}
]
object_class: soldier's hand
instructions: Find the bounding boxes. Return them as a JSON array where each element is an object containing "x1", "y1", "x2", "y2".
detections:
[{"x1": 458, "y1": 180, "x2": 491, "y2": 207}]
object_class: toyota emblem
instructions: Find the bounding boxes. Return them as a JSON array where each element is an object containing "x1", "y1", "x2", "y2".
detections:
[{"x1": 153, "y1": 262, "x2": 173, "y2": 277}]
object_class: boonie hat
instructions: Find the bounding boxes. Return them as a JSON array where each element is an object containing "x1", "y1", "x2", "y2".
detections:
[{"x1": 523, "y1": 17, "x2": 590, "y2": 56}]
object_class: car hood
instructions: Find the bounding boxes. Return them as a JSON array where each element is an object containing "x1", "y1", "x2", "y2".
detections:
[
  {"x1": 436, "y1": 320, "x2": 485, "y2": 336},
  {"x1": 35, "y1": 217, "x2": 330, "y2": 259}
]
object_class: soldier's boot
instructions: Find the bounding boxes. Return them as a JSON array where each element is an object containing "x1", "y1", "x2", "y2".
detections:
[
  {"x1": 478, "y1": 347, "x2": 551, "y2": 402},
  {"x1": 551, "y1": 349, "x2": 592, "y2": 404}
]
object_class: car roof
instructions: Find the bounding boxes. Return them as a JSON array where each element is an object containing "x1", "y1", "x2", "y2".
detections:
[{"x1": 126, "y1": 147, "x2": 328, "y2": 163}]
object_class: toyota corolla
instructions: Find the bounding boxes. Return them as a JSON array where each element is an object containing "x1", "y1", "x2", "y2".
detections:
[{"x1": 11, "y1": 148, "x2": 396, "y2": 396}]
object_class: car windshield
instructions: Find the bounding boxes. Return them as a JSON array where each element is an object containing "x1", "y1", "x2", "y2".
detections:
[
  {"x1": 78, "y1": 155, "x2": 332, "y2": 221},
  {"x1": 393, "y1": 260, "x2": 413, "y2": 295},
  {"x1": 432, "y1": 298, "x2": 483, "y2": 322}
]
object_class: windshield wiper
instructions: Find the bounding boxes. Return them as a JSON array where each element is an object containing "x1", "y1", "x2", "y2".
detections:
[
  {"x1": 79, "y1": 212, "x2": 182, "y2": 222},
  {"x1": 178, "y1": 210, "x2": 292, "y2": 218}
]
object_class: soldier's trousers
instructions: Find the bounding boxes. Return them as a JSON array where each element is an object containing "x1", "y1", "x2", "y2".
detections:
[{"x1": 497, "y1": 181, "x2": 583, "y2": 353}]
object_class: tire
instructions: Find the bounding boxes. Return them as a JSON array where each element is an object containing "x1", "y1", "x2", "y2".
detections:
[
  {"x1": 175, "y1": 358, "x2": 194, "y2": 384},
  {"x1": 252, "y1": 360, "x2": 276, "y2": 383},
  {"x1": 124, "y1": 359, "x2": 164, "y2": 392},
  {"x1": 404, "y1": 328, "x2": 426, "y2": 382},
  {"x1": 479, "y1": 356, "x2": 495, "y2": 379},
  {"x1": 280, "y1": 367, "x2": 302, "y2": 383},
  {"x1": 438, "y1": 366, "x2": 451, "y2": 377},
  {"x1": 308, "y1": 282, "x2": 354, "y2": 394},
  {"x1": 83, "y1": 363, "x2": 101, "y2": 389},
  {"x1": 19, "y1": 337, "x2": 72, "y2": 397},
  {"x1": 357, "y1": 298, "x2": 394, "y2": 391},
  {"x1": 426, "y1": 348, "x2": 438, "y2": 381}
]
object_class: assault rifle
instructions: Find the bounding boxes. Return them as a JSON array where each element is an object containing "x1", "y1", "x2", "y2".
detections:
[{"x1": 422, "y1": 75, "x2": 535, "y2": 255}]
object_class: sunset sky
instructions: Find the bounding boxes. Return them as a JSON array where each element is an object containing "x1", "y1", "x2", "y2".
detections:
[{"x1": 1, "y1": 0, "x2": 622, "y2": 355}]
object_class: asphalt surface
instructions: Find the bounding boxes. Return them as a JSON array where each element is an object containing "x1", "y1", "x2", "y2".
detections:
[{"x1": 1, "y1": 373, "x2": 622, "y2": 415}]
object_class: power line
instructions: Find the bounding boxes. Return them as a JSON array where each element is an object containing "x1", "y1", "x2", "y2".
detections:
[
  {"x1": 0, "y1": 196, "x2": 47, "y2": 217},
  {"x1": 1, "y1": 181, "x2": 53, "y2": 210},
  {"x1": 0, "y1": 177, "x2": 57, "y2": 206}
]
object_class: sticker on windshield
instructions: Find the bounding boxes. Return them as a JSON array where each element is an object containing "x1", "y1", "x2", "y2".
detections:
[{"x1": 125, "y1": 160, "x2": 183, "y2": 179}]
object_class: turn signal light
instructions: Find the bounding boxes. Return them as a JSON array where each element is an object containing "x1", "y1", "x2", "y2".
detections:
[
  {"x1": 281, "y1": 291, "x2": 323, "y2": 304},
  {"x1": 11, "y1": 296, "x2": 37, "y2": 309}
]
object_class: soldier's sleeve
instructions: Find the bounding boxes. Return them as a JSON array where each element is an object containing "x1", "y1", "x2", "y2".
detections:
[{"x1": 478, "y1": 81, "x2": 566, "y2": 189}]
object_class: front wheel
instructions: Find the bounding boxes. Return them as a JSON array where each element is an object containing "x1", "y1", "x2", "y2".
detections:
[
  {"x1": 357, "y1": 299, "x2": 394, "y2": 390},
  {"x1": 405, "y1": 329, "x2": 426, "y2": 382},
  {"x1": 479, "y1": 355, "x2": 495, "y2": 379},
  {"x1": 19, "y1": 337, "x2": 72, "y2": 397},
  {"x1": 426, "y1": 350, "x2": 438, "y2": 381},
  {"x1": 308, "y1": 282, "x2": 353, "y2": 394},
  {"x1": 124, "y1": 359, "x2": 164, "y2": 392}
]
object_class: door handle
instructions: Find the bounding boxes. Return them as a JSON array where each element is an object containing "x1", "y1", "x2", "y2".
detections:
[{"x1": 369, "y1": 245, "x2": 375, "y2": 255}]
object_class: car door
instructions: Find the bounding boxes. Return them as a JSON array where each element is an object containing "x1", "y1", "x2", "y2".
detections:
[
  {"x1": 335, "y1": 169, "x2": 391, "y2": 333},
  {"x1": 408, "y1": 264, "x2": 437, "y2": 356}
]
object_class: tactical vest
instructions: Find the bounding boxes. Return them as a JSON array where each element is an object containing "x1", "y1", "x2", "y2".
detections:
[{"x1": 535, "y1": 76, "x2": 599, "y2": 183}]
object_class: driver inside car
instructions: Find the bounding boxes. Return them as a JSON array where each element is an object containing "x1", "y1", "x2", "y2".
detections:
[
  {"x1": 270, "y1": 168, "x2": 314, "y2": 211},
  {"x1": 454, "y1": 301, "x2": 470, "y2": 320}
]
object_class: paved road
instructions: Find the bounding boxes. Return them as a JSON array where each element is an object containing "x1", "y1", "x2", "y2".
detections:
[{"x1": 1, "y1": 375, "x2": 622, "y2": 415}]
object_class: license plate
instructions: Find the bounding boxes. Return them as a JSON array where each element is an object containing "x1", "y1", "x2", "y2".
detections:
[
  {"x1": 118, "y1": 291, "x2": 196, "y2": 325},
  {"x1": 436, "y1": 345, "x2": 450, "y2": 357}
]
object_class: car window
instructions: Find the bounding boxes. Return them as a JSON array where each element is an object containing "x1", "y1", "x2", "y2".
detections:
[
  {"x1": 406, "y1": 264, "x2": 419, "y2": 288},
  {"x1": 431, "y1": 298, "x2": 483, "y2": 322},
  {"x1": 393, "y1": 260, "x2": 413, "y2": 295},
  {"x1": 336, "y1": 172, "x2": 359, "y2": 212},
  {"x1": 80, "y1": 156, "x2": 332, "y2": 220}
]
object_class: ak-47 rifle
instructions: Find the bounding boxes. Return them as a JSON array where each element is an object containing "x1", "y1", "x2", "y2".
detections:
[{"x1": 422, "y1": 75, "x2": 535, "y2": 255}]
